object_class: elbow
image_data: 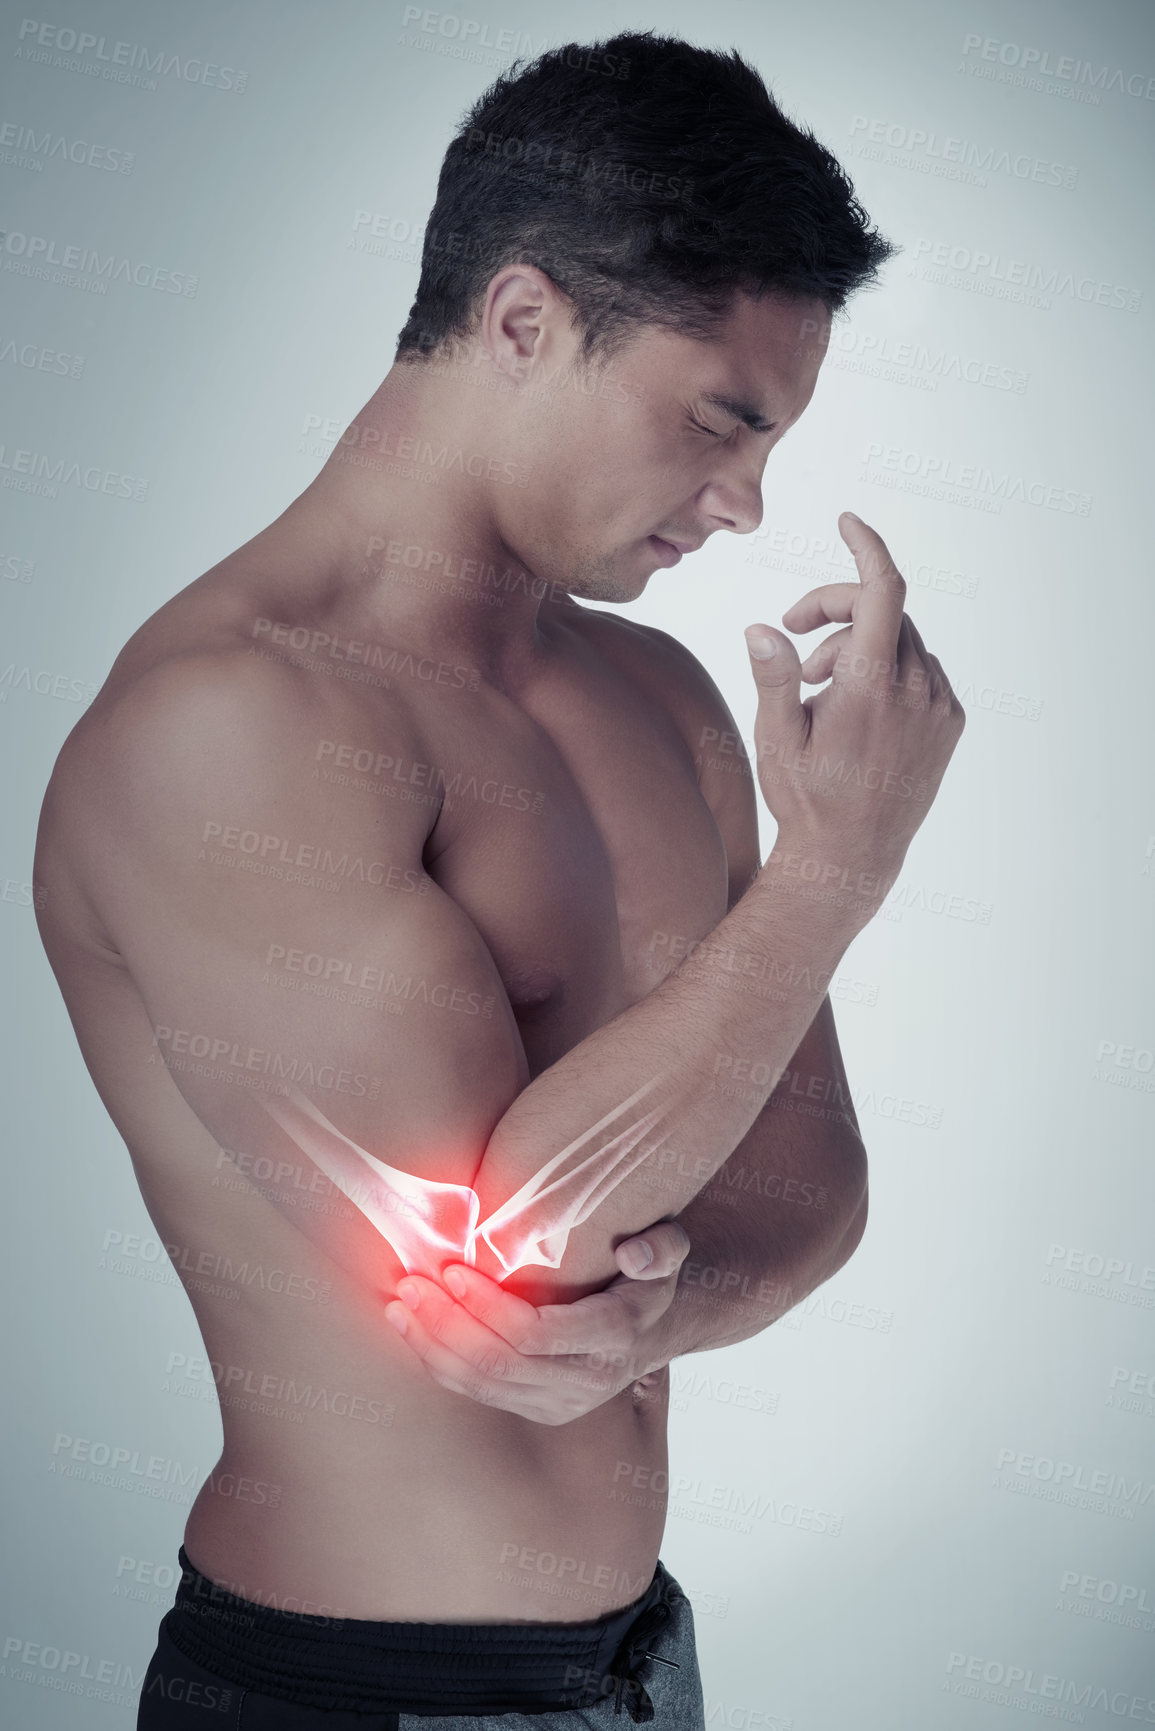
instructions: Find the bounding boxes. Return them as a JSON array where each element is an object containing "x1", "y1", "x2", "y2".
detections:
[
  {"x1": 799, "y1": 1188, "x2": 866, "y2": 1304},
  {"x1": 832, "y1": 1183, "x2": 868, "y2": 1272},
  {"x1": 822, "y1": 1135, "x2": 869, "y2": 1276}
]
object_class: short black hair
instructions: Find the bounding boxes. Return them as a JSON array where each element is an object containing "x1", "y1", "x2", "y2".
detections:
[{"x1": 394, "y1": 29, "x2": 896, "y2": 368}]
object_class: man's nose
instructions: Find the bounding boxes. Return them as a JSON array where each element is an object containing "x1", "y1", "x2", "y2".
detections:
[{"x1": 700, "y1": 479, "x2": 764, "y2": 537}]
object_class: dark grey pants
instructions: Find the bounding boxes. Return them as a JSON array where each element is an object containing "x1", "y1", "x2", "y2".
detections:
[
  {"x1": 137, "y1": 1556, "x2": 705, "y2": 1728},
  {"x1": 396, "y1": 1578, "x2": 705, "y2": 1729}
]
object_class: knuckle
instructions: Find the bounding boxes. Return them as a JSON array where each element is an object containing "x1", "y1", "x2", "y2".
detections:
[
  {"x1": 424, "y1": 1308, "x2": 451, "y2": 1342},
  {"x1": 595, "y1": 1321, "x2": 631, "y2": 1358},
  {"x1": 653, "y1": 1234, "x2": 686, "y2": 1271}
]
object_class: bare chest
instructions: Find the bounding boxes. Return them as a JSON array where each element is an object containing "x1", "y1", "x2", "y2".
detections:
[
  {"x1": 418, "y1": 665, "x2": 730, "y2": 1074},
  {"x1": 92, "y1": 576, "x2": 734, "y2": 1079}
]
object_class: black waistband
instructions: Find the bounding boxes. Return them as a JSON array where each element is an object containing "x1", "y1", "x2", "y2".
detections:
[{"x1": 164, "y1": 1546, "x2": 678, "y2": 1717}]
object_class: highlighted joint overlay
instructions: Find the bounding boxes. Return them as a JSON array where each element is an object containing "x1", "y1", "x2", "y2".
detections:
[{"x1": 260, "y1": 1080, "x2": 674, "y2": 1283}]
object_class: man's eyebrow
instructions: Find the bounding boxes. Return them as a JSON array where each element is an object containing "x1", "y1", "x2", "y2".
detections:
[{"x1": 700, "y1": 391, "x2": 777, "y2": 434}]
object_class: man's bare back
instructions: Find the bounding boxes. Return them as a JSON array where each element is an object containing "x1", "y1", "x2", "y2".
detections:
[{"x1": 33, "y1": 472, "x2": 758, "y2": 1623}]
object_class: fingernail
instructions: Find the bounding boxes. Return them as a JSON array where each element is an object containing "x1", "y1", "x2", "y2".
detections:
[
  {"x1": 621, "y1": 1240, "x2": 653, "y2": 1275},
  {"x1": 744, "y1": 626, "x2": 776, "y2": 659},
  {"x1": 444, "y1": 1269, "x2": 467, "y2": 1297},
  {"x1": 384, "y1": 1303, "x2": 408, "y2": 1336},
  {"x1": 843, "y1": 511, "x2": 863, "y2": 525},
  {"x1": 397, "y1": 1282, "x2": 420, "y2": 1312}
]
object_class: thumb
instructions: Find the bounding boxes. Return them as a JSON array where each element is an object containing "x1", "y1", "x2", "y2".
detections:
[
  {"x1": 615, "y1": 1221, "x2": 692, "y2": 1280},
  {"x1": 744, "y1": 622, "x2": 803, "y2": 723}
]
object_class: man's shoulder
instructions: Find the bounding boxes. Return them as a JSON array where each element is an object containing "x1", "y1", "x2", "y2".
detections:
[
  {"x1": 42, "y1": 644, "x2": 425, "y2": 853},
  {"x1": 571, "y1": 604, "x2": 761, "y2": 900},
  {"x1": 570, "y1": 603, "x2": 743, "y2": 744}
]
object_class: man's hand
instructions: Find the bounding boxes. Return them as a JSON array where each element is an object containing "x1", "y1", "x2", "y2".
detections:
[
  {"x1": 382, "y1": 1221, "x2": 691, "y2": 1425},
  {"x1": 744, "y1": 511, "x2": 965, "y2": 900}
]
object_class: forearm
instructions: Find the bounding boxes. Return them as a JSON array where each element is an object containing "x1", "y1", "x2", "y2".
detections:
[
  {"x1": 660, "y1": 1211, "x2": 867, "y2": 1362},
  {"x1": 640, "y1": 1093, "x2": 865, "y2": 1364},
  {"x1": 473, "y1": 843, "x2": 880, "y2": 1304}
]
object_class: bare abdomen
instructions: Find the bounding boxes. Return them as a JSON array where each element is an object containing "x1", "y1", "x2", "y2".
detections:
[{"x1": 179, "y1": 1276, "x2": 670, "y2": 1624}]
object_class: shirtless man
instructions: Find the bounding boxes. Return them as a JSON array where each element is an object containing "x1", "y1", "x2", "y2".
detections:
[{"x1": 33, "y1": 31, "x2": 964, "y2": 1727}]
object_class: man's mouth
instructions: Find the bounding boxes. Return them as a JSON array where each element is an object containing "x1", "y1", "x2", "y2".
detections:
[{"x1": 649, "y1": 536, "x2": 685, "y2": 566}]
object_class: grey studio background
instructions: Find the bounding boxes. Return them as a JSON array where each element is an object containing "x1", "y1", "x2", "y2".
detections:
[{"x1": 1, "y1": 0, "x2": 1153, "y2": 1725}]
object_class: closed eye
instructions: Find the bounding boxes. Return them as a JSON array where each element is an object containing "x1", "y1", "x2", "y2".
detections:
[{"x1": 690, "y1": 417, "x2": 732, "y2": 440}]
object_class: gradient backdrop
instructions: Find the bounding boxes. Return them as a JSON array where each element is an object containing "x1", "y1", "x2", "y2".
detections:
[{"x1": 1, "y1": 0, "x2": 1153, "y2": 1725}]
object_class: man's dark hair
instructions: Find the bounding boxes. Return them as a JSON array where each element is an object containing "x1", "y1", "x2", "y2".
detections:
[{"x1": 395, "y1": 29, "x2": 896, "y2": 368}]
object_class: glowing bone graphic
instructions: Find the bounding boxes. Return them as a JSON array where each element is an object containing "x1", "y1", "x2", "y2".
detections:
[
  {"x1": 261, "y1": 1079, "x2": 673, "y2": 1284},
  {"x1": 262, "y1": 1088, "x2": 481, "y2": 1282}
]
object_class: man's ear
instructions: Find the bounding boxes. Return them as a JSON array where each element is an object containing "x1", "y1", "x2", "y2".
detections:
[{"x1": 479, "y1": 265, "x2": 567, "y2": 379}]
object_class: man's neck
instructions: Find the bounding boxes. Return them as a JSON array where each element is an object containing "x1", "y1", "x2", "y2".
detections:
[{"x1": 283, "y1": 362, "x2": 572, "y2": 681}]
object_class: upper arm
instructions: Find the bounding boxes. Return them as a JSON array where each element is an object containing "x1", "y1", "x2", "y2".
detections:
[{"x1": 48, "y1": 654, "x2": 528, "y2": 1223}]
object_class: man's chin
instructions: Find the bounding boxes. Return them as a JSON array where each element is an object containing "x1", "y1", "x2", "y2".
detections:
[
  {"x1": 552, "y1": 547, "x2": 654, "y2": 606},
  {"x1": 571, "y1": 582, "x2": 648, "y2": 607}
]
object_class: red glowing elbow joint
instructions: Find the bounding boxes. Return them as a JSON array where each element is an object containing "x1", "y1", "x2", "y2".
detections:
[
  {"x1": 262, "y1": 1089, "x2": 481, "y2": 1281},
  {"x1": 261, "y1": 1083, "x2": 670, "y2": 1284}
]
